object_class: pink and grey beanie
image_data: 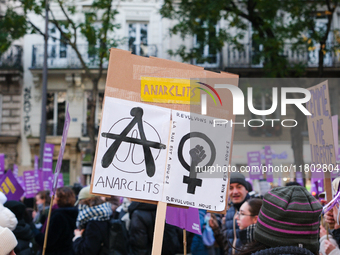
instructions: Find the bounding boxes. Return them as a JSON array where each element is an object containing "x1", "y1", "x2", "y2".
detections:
[{"x1": 255, "y1": 186, "x2": 322, "y2": 254}]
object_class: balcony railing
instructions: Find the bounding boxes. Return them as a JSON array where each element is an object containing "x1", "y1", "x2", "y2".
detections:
[
  {"x1": 31, "y1": 44, "x2": 158, "y2": 69},
  {"x1": 226, "y1": 42, "x2": 340, "y2": 68},
  {"x1": 0, "y1": 45, "x2": 23, "y2": 70}
]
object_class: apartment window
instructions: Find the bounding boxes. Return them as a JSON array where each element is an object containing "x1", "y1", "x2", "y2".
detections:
[
  {"x1": 128, "y1": 23, "x2": 148, "y2": 56},
  {"x1": 194, "y1": 21, "x2": 220, "y2": 68},
  {"x1": 248, "y1": 90, "x2": 281, "y2": 137},
  {"x1": 46, "y1": 92, "x2": 66, "y2": 136}
]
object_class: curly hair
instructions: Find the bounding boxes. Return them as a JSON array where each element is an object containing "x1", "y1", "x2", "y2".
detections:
[{"x1": 56, "y1": 187, "x2": 76, "y2": 208}]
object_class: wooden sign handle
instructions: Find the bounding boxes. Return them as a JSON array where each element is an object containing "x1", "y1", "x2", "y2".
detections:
[{"x1": 151, "y1": 201, "x2": 167, "y2": 255}]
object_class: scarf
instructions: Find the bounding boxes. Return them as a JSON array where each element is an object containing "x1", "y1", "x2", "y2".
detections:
[{"x1": 77, "y1": 202, "x2": 112, "y2": 229}]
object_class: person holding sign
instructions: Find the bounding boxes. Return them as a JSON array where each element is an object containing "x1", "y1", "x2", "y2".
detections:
[{"x1": 223, "y1": 173, "x2": 250, "y2": 254}]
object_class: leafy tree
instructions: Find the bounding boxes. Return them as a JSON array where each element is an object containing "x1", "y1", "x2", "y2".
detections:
[
  {"x1": 161, "y1": 0, "x2": 340, "y2": 183},
  {"x1": 1, "y1": 0, "x2": 122, "y2": 160}
]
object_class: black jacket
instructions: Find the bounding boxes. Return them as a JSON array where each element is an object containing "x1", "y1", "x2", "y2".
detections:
[
  {"x1": 36, "y1": 207, "x2": 78, "y2": 255},
  {"x1": 13, "y1": 219, "x2": 34, "y2": 255},
  {"x1": 73, "y1": 220, "x2": 110, "y2": 255},
  {"x1": 251, "y1": 246, "x2": 314, "y2": 255},
  {"x1": 128, "y1": 202, "x2": 180, "y2": 255}
]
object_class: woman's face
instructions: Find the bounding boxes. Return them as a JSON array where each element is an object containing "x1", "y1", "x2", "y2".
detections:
[
  {"x1": 35, "y1": 195, "x2": 45, "y2": 205},
  {"x1": 236, "y1": 202, "x2": 258, "y2": 230}
]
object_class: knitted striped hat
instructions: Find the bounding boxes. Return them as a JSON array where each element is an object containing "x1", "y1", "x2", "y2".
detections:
[{"x1": 255, "y1": 186, "x2": 322, "y2": 254}]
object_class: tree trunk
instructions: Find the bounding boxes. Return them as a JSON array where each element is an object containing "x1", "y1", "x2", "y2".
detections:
[
  {"x1": 318, "y1": 46, "x2": 324, "y2": 77},
  {"x1": 88, "y1": 79, "x2": 99, "y2": 161},
  {"x1": 290, "y1": 105, "x2": 307, "y2": 186}
]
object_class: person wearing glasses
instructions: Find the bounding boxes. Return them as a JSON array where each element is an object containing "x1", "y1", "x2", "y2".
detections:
[
  {"x1": 209, "y1": 172, "x2": 251, "y2": 255},
  {"x1": 235, "y1": 198, "x2": 262, "y2": 245}
]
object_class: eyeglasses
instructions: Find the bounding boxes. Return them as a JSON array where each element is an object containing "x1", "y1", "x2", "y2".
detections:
[{"x1": 236, "y1": 211, "x2": 255, "y2": 218}]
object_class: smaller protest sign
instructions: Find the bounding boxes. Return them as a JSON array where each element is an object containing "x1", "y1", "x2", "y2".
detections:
[
  {"x1": 166, "y1": 206, "x2": 201, "y2": 235},
  {"x1": 0, "y1": 170, "x2": 24, "y2": 200},
  {"x1": 247, "y1": 151, "x2": 262, "y2": 179},
  {"x1": 23, "y1": 170, "x2": 36, "y2": 198},
  {"x1": 13, "y1": 164, "x2": 18, "y2": 178}
]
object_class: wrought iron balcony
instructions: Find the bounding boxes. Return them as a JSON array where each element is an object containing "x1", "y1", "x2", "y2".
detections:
[
  {"x1": 226, "y1": 42, "x2": 340, "y2": 68},
  {"x1": 31, "y1": 43, "x2": 158, "y2": 69},
  {"x1": 0, "y1": 45, "x2": 23, "y2": 70}
]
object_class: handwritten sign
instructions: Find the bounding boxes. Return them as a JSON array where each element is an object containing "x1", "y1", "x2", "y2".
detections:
[{"x1": 306, "y1": 81, "x2": 335, "y2": 201}]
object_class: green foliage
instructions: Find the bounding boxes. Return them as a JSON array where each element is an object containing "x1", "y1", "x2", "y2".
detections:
[{"x1": 161, "y1": 0, "x2": 340, "y2": 77}]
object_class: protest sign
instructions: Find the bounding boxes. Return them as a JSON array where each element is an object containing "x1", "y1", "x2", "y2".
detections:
[
  {"x1": 0, "y1": 170, "x2": 24, "y2": 200},
  {"x1": 90, "y1": 49, "x2": 238, "y2": 255},
  {"x1": 162, "y1": 110, "x2": 232, "y2": 211},
  {"x1": 13, "y1": 164, "x2": 18, "y2": 178},
  {"x1": 42, "y1": 144, "x2": 54, "y2": 191},
  {"x1": 306, "y1": 81, "x2": 336, "y2": 202},
  {"x1": 23, "y1": 170, "x2": 36, "y2": 198},
  {"x1": 166, "y1": 206, "x2": 201, "y2": 235},
  {"x1": 247, "y1": 151, "x2": 262, "y2": 179}
]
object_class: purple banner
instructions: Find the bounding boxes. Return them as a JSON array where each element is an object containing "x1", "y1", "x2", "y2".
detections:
[
  {"x1": 0, "y1": 170, "x2": 24, "y2": 201},
  {"x1": 52, "y1": 104, "x2": 70, "y2": 194},
  {"x1": 264, "y1": 146, "x2": 273, "y2": 182},
  {"x1": 13, "y1": 164, "x2": 18, "y2": 178},
  {"x1": 0, "y1": 154, "x2": 4, "y2": 178},
  {"x1": 17, "y1": 176, "x2": 25, "y2": 197},
  {"x1": 43, "y1": 144, "x2": 54, "y2": 172},
  {"x1": 332, "y1": 115, "x2": 338, "y2": 161},
  {"x1": 247, "y1": 151, "x2": 263, "y2": 179},
  {"x1": 295, "y1": 172, "x2": 304, "y2": 186},
  {"x1": 42, "y1": 171, "x2": 53, "y2": 191},
  {"x1": 166, "y1": 206, "x2": 201, "y2": 235},
  {"x1": 23, "y1": 170, "x2": 36, "y2": 198}
]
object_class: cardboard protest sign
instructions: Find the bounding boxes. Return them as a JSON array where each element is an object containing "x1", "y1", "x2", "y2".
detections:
[
  {"x1": 306, "y1": 81, "x2": 336, "y2": 201},
  {"x1": 162, "y1": 110, "x2": 232, "y2": 211},
  {"x1": 0, "y1": 170, "x2": 24, "y2": 200},
  {"x1": 91, "y1": 49, "x2": 238, "y2": 213},
  {"x1": 92, "y1": 97, "x2": 171, "y2": 202}
]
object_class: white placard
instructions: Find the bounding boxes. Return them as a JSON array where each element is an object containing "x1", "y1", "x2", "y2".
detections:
[
  {"x1": 162, "y1": 110, "x2": 232, "y2": 211},
  {"x1": 92, "y1": 97, "x2": 171, "y2": 201}
]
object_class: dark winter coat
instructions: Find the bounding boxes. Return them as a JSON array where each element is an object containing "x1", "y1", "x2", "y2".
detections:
[
  {"x1": 332, "y1": 228, "x2": 340, "y2": 246},
  {"x1": 251, "y1": 246, "x2": 314, "y2": 255},
  {"x1": 36, "y1": 207, "x2": 78, "y2": 255},
  {"x1": 73, "y1": 220, "x2": 110, "y2": 255},
  {"x1": 223, "y1": 194, "x2": 250, "y2": 254},
  {"x1": 13, "y1": 219, "x2": 34, "y2": 255},
  {"x1": 128, "y1": 202, "x2": 180, "y2": 255}
]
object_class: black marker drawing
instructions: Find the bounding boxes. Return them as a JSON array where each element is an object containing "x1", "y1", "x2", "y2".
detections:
[
  {"x1": 101, "y1": 107, "x2": 166, "y2": 177},
  {"x1": 178, "y1": 132, "x2": 216, "y2": 194}
]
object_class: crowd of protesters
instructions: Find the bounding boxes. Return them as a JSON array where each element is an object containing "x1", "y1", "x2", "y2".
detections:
[{"x1": 0, "y1": 172, "x2": 339, "y2": 255}]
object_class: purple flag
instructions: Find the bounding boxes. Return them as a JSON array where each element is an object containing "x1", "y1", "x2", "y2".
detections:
[
  {"x1": 57, "y1": 173, "x2": 64, "y2": 188},
  {"x1": 264, "y1": 146, "x2": 273, "y2": 182},
  {"x1": 52, "y1": 104, "x2": 70, "y2": 194},
  {"x1": 42, "y1": 144, "x2": 54, "y2": 191},
  {"x1": 0, "y1": 170, "x2": 24, "y2": 200},
  {"x1": 247, "y1": 151, "x2": 263, "y2": 179},
  {"x1": 17, "y1": 176, "x2": 26, "y2": 197},
  {"x1": 0, "y1": 154, "x2": 4, "y2": 178},
  {"x1": 23, "y1": 170, "x2": 36, "y2": 198},
  {"x1": 166, "y1": 206, "x2": 202, "y2": 235},
  {"x1": 13, "y1": 164, "x2": 18, "y2": 178}
]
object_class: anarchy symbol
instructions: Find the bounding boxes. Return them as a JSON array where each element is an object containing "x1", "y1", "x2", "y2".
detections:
[{"x1": 101, "y1": 107, "x2": 166, "y2": 177}]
